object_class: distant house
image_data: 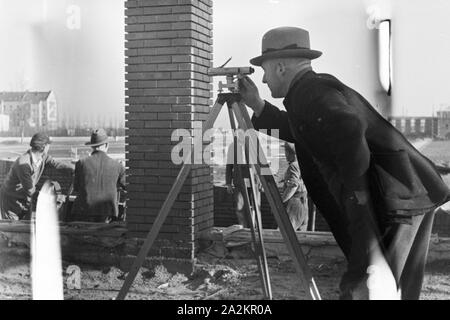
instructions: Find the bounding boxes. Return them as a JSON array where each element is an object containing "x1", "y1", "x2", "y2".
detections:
[
  {"x1": 388, "y1": 116, "x2": 437, "y2": 138},
  {"x1": 436, "y1": 110, "x2": 450, "y2": 139},
  {"x1": 0, "y1": 91, "x2": 58, "y2": 134}
]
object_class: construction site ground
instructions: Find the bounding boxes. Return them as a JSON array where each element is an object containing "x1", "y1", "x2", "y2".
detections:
[
  {"x1": 1, "y1": 248, "x2": 449, "y2": 300},
  {"x1": 0, "y1": 138, "x2": 449, "y2": 300}
]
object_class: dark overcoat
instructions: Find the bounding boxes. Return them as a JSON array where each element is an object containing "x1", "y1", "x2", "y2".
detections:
[
  {"x1": 71, "y1": 150, "x2": 126, "y2": 220},
  {"x1": 252, "y1": 70, "x2": 450, "y2": 257}
]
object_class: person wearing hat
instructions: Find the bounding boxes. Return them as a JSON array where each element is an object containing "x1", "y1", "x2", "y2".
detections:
[
  {"x1": 0, "y1": 132, "x2": 75, "y2": 220},
  {"x1": 70, "y1": 129, "x2": 126, "y2": 222},
  {"x1": 238, "y1": 26, "x2": 450, "y2": 299}
]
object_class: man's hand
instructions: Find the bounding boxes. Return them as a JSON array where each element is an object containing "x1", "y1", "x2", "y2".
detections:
[
  {"x1": 237, "y1": 76, "x2": 265, "y2": 117},
  {"x1": 225, "y1": 184, "x2": 234, "y2": 195}
]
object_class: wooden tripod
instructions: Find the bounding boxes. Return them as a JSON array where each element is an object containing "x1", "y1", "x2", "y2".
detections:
[{"x1": 116, "y1": 92, "x2": 321, "y2": 300}]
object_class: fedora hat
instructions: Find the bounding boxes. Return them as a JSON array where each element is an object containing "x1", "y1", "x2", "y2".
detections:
[
  {"x1": 250, "y1": 27, "x2": 322, "y2": 66},
  {"x1": 85, "y1": 128, "x2": 109, "y2": 147}
]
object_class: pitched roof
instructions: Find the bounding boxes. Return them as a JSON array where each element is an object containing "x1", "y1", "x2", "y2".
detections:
[
  {"x1": 0, "y1": 91, "x2": 51, "y2": 104},
  {"x1": 0, "y1": 92, "x2": 25, "y2": 102},
  {"x1": 22, "y1": 91, "x2": 51, "y2": 104}
]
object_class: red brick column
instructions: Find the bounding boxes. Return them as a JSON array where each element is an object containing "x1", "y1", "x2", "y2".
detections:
[{"x1": 124, "y1": 0, "x2": 214, "y2": 263}]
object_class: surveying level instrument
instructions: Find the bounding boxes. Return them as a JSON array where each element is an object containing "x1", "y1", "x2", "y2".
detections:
[{"x1": 208, "y1": 66, "x2": 254, "y2": 92}]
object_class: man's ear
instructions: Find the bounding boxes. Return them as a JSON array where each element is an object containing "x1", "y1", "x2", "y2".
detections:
[{"x1": 276, "y1": 61, "x2": 286, "y2": 76}]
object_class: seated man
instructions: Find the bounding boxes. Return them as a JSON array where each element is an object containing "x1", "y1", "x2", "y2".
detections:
[
  {"x1": 0, "y1": 133, "x2": 75, "y2": 220},
  {"x1": 70, "y1": 129, "x2": 126, "y2": 223}
]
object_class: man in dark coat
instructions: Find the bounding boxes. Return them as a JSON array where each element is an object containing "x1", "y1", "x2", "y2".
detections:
[
  {"x1": 239, "y1": 26, "x2": 450, "y2": 299},
  {"x1": 0, "y1": 133, "x2": 74, "y2": 220},
  {"x1": 70, "y1": 129, "x2": 126, "y2": 223}
]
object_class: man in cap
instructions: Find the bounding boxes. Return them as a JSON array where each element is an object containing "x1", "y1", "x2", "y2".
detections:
[
  {"x1": 70, "y1": 129, "x2": 126, "y2": 223},
  {"x1": 0, "y1": 132, "x2": 75, "y2": 220},
  {"x1": 238, "y1": 26, "x2": 450, "y2": 299}
]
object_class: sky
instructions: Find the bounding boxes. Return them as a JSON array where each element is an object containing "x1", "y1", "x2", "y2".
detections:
[
  {"x1": 213, "y1": 0, "x2": 450, "y2": 121},
  {"x1": 0, "y1": 0, "x2": 125, "y2": 127},
  {"x1": 1, "y1": 0, "x2": 450, "y2": 129}
]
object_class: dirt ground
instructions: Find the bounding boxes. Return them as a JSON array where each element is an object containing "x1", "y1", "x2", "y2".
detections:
[{"x1": 1, "y1": 250, "x2": 449, "y2": 300}]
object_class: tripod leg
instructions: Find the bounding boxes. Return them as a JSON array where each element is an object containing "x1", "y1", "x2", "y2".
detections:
[
  {"x1": 226, "y1": 104, "x2": 271, "y2": 299},
  {"x1": 308, "y1": 198, "x2": 316, "y2": 232},
  {"x1": 117, "y1": 98, "x2": 225, "y2": 300},
  {"x1": 231, "y1": 101, "x2": 321, "y2": 300},
  {"x1": 117, "y1": 164, "x2": 192, "y2": 300},
  {"x1": 249, "y1": 167, "x2": 273, "y2": 299}
]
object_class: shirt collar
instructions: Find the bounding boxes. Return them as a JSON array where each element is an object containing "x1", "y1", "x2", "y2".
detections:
[
  {"x1": 91, "y1": 149, "x2": 106, "y2": 155},
  {"x1": 30, "y1": 150, "x2": 43, "y2": 167}
]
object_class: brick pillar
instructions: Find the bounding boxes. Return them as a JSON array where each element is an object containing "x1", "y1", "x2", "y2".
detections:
[{"x1": 124, "y1": 0, "x2": 214, "y2": 264}]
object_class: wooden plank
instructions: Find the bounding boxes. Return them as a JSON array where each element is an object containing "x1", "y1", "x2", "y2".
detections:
[
  {"x1": 248, "y1": 165, "x2": 273, "y2": 299},
  {"x1": 221, "y1": 228, "x2": 339, "y2": 246}
]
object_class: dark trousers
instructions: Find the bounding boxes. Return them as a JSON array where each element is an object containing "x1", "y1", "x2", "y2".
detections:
[
  {"x1": 383, "y1": 208, "x2": 436, "y2": 299},
  {"x1": 340, "y1": 206, "x2": 436, "y2": 300}
]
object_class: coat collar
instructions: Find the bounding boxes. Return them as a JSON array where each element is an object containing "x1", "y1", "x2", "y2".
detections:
[
  {"x1": 283, "y1": 69, "x2": 316, "y2": 111},
  {"x1": 90, "y1": 150, "x2": 110, "y2": 159},
  {"x1": 28, "y1": 150, "x2": 44, "y2": 170}
]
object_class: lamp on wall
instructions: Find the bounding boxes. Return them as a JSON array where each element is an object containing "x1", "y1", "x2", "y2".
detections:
[{"x1": 378, "y1": 19, "x2": 392, "y2": 96}]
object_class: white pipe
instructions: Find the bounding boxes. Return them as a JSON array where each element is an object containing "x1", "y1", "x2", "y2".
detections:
[{"x1": 31, "y1": 181, "x2": 64, "y2": 300}]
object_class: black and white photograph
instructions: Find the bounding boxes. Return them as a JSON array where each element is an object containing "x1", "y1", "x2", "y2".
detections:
[{"x1": 1, "y1": 0, "x2": 450, "y2": 304}]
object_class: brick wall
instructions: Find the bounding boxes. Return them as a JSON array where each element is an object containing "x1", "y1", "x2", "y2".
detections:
[
  {"x1": 212, "y1": 184, "x2": 450, "y2": 237},
  {"x1": 124, "y1": 0, "x2": 214, "y2": 260},
  {"x1": 213, "y1": 185, "x2": 329, "y2": 231},
  {"x1": 213, "y1": 185, "x2": 326, "y2": 231},
  {"x1": 213, "y1": 186, "x2": 278, "y2": 229}
]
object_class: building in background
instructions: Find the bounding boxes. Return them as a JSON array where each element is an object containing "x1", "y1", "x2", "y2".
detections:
[
  {"x1": 436, "y1": 108, "x2": 450, "y2": 140},
  {"x1": 388, "y1": 111, "x2": 450, "y2": 141},
  {"x1": 0, "y1": 91, "x2": 57, "y2": 135},
  {"x1": 389, "y1": 116, "x2": 437, "y2": 139}
]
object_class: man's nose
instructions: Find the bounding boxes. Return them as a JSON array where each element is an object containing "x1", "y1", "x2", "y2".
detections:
[{"x1": 262, "y1": 74, "x2": 267, "y2": 84}]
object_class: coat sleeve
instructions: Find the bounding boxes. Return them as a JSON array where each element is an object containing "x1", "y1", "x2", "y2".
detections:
[
  {"x1": 45, "y1": 155, "x2": 75, "y2": 173},
  {"x1": 306, "y1": 86, "x2": 370, "y2": 189},
  {"x1": 225, "y1": 143, "x2": 235, "y2": 185},
  {"x1": 251, "y1": 101, "x2": 296, "y2": 143},
  {"x1": 16, "y1": 163, "x2": 35, "y2": 209}
]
